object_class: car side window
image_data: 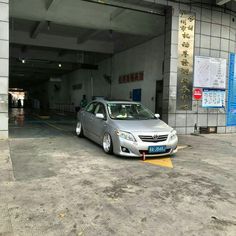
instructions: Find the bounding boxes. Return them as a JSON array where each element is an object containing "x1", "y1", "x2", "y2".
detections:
[
  {"x1": 85, "y1": 102, "x2": 97, "y2": 113},
  {"x1": 94, "y1": 103, "x2": 107, "y2": 119}
]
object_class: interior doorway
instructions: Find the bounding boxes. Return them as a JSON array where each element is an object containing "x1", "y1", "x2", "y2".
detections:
[
  {"x1": 9, "y1": 89, "x2": 27, "y2": 108},
  {"x1": 155, "y1": 80, "x2": 163, "y2": 117}
]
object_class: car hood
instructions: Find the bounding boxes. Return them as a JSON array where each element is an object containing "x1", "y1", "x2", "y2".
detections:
[{"x1": 112, "y1": 119, "x2": 173, "y2": 133}]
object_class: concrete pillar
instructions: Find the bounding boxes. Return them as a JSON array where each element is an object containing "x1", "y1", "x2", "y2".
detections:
[
  {"x1": 162, "y1": 7, "x2": 179, "y2": 128},
  {"x1": 0, "y1": 0, "x2": 9, "y2": 139}
]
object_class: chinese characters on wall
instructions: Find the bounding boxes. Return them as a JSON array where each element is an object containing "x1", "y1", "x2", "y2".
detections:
[
  {"x1": 119, "y1": 71, "x2": 144, "y2": 84},
  {"x1": 176, "y1": 12, "x2": 195, "y2": 110}
]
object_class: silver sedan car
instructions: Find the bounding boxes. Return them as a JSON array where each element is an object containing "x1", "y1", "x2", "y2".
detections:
[{"x1": 76, "y1": 100, "x2": 178, "y2": 158}]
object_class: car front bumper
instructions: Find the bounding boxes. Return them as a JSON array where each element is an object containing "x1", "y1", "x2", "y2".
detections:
[{"x1": 113, "y1": 135, "x2": 178, "y2": 157}]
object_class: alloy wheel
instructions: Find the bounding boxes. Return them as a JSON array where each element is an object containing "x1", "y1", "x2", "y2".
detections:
[
  {"x1": 103, "y1": 133, "x2": 112, "y2": 154},
  {"x1": 76, "y1": 122, "x2": 83, "y2": 137}
]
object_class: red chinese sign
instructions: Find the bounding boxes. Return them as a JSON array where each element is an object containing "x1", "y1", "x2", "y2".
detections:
[{"x1": 119, "y1": 71, "x2": 144, "y2": 84}]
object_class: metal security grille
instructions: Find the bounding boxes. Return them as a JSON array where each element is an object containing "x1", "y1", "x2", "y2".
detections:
[{"x1": 139, "y1": 135, "x2": 168, "y2": 143}]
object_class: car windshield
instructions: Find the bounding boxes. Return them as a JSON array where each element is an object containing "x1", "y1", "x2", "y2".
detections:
[{"x1": 107, "y1": 103, "x2": 156, "y2": 120}]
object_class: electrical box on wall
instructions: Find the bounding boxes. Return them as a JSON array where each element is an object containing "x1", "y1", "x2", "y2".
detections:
[{"x1": 132, "y1": 89, "x2": 141, "y2": 102}]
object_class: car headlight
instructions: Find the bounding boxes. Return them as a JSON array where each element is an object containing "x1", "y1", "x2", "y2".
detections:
[
  {"x1": 116, "y1": 130, "x2": 136, "y2": 142},
  {"x1": 170, "y1": 130, "x2": 177, "y2": 140}
]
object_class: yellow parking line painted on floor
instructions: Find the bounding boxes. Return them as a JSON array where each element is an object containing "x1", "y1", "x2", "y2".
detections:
[
  {"x1": 32, "y1": 114, "x2": 49, "y2": 120},
  {"x1": 32, "y1": 114, "x2": 66, "y2": 132},
  {"x1": 143, "y1": 157, "x2": 173, "y2": 168},
  {"x1": 43, "y1": 120, "x2": 66, "y2": 132},
  {"x1": 38, "y1": 115, "x2": 50, "y2": 120}
]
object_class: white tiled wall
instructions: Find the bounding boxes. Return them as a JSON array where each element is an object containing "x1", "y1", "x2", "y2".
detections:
[
  {"x1": 0, "y1": 39, "x2": 8, "y2": 58},
  {"x1": 0, "y1": 21, "x2": 9, "y2": 40},
  {"x1": 0, "y1": 77, "x2": 8, "y2": 94},
  {"x1": 160, "y1": 0, "x2": 236, "y2": 134},
  {"x1": 0, "y1": 58, "x2": 9, "y2": 76},
  {"x1": 0, "y1": 1, "x2": 9, "y2": 139}
]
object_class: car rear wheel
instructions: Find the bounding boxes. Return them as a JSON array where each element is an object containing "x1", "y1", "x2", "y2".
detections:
[
  {"x1": 76, "y1": 121, "x2": 83, "y2": 137},
  {"x1": 103, "y1": 133, "x2": 113, "y2": 154}
]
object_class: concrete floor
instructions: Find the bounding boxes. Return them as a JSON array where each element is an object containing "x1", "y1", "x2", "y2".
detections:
[{"x1": 0, "y1": 108, "x2": 236, "y2": 236}]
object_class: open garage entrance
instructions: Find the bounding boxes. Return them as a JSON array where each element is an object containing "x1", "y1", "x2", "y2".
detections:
[
  {"x1": 9, "y1": 0, "x2": 167, "y2": 136},
  {"x1": 3, "y1": 1, "x2": 236, "y2": 234}
]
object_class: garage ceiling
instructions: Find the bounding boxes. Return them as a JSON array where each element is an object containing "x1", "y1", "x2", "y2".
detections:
[{"x1": 9, "y1": 0, "x2": 166, "y2": 87}]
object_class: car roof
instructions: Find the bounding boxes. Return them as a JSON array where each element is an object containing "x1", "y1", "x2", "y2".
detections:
[{"x1": 96, "y1": 100, "x2": 140, "y2": 105}]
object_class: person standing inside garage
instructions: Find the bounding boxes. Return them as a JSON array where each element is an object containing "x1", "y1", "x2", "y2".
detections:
[{"x1": 80, "y1": 95, "x2": 88, "y2": 108}]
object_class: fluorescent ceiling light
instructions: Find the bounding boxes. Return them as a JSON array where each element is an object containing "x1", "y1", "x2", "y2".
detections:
[{"x1": 216, "y1": 0, "x2": 231, "y2": 6}]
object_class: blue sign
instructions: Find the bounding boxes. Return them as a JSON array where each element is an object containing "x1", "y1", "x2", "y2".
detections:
[{"x1": 227, "y1": 53, "x2": 236, "y2": 126}]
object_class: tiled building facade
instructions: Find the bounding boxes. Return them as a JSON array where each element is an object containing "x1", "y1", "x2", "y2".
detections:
[
  {"x1": 158, "y1": 0, "x2": 236, "y2": 134},
  {"x1": 0, "y1": 0, "x2": 9, "y2": 139}
]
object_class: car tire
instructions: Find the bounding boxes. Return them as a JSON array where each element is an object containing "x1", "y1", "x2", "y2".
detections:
[
  {"x1": 76, "y1": 121, "x2": 84, "y2": 137},
  {"x1": 102, "y1": 133, "x2": 113, "y2": 154}
]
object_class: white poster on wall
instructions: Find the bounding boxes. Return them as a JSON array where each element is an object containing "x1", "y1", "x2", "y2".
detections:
[{"x1": 194, "y1": 56, "x2": 227, "y2": 89}]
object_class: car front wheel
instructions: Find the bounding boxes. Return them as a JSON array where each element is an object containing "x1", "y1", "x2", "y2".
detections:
[
  {"x1": 76, "y1": 121, "x2": 83, "y2": 137},
  {"x1": 103, "y1": 133, "x2": 113, "y2": 154}
]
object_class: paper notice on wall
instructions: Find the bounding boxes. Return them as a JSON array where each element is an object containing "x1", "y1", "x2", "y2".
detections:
[
  {"x1": 194, "y1": 56, "x2": 227, "y2": 89},
  {"x1": 202, "y1": 89, "x2": 226, "y2": 108}
]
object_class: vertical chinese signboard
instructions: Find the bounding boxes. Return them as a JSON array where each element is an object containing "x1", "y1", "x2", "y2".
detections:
[
  {"x1": 227, "y1": 53, "x2": 236, "y2": 126},
  {"x1": 177, "y1": 12, "x2": 195, "y2": 110}
]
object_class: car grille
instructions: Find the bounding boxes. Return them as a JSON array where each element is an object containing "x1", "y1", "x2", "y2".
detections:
[{"x1": 139, "y1": 134, "x2": 168, "y2": 143}]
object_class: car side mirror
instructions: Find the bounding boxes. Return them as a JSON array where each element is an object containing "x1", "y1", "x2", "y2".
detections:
[
  {"x1": 155, "y1": 114, "x2": 160, "y2": 119},
  {"x1": 96, "y1": 113, "x2": 105, "y2": 119}
]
